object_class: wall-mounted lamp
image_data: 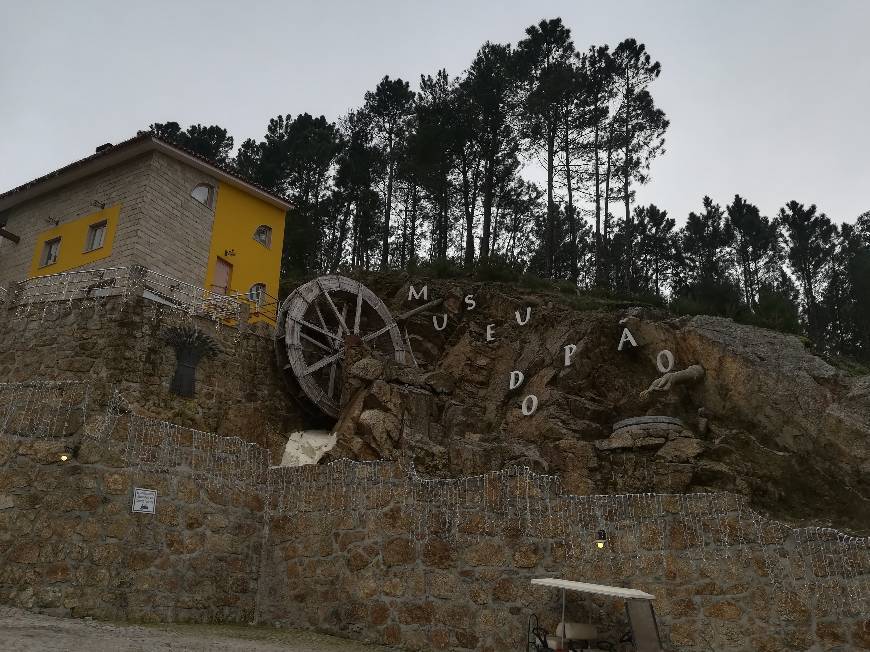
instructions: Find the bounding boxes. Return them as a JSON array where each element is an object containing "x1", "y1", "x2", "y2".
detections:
[
  {"x1": 59, "y1": 447, "x2": 75, "y2": 462},
  {"x1": 224, "y1": 249, "x2": 236, "y2": 257},
  {"x1": 0, "y1": 226, "x2": 20, "y2": 244},
  {"x1": 595, "y1": 529, "x2": 607, "y2": 549},
  {"x1": 92, "y1": 200, "x2": 106, "y2": 210}
]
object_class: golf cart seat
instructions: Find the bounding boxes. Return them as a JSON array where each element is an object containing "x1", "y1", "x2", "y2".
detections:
[
  {"x1": 544, "y1": 639, "x2": 611, "y2": 652},
  {"x1": 556, "y1": 622, "x2": 597, "y2": 640},
  {"x1": 544, "y1": 622, "x2": 614, "y2": 651}
]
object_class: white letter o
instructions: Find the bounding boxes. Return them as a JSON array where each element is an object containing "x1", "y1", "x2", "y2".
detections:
[
  {"x1": 656, "y1": 349, "x2": 675, "y2": 373},
  {"x1": 521, "y1": 394, "x2": 538, "y2": 416}
]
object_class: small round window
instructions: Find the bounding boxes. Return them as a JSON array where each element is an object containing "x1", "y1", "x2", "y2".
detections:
[
  {"x1": 253, "y1": 225, "x2": 272, "y2": 248},
  {"x1": 191, "y1": 183, "x2": 215, "y2": 208}
]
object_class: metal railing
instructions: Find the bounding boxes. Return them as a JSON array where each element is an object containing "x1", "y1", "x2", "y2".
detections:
[
  {"x1": 142, "y1": 268, "x2": 243, "y2": 323},
  {"x1": 16, "y1": 266, "x2": 130, "y2": 304},
  {"x1": 8, "y1": 265, "x2": 280, "y2": 326},
  {"x1": 237, "y1": 288, "x2": 279, "y2": 325}
]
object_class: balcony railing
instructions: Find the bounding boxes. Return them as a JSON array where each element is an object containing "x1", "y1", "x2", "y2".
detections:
[{"x1": 142, "y1": 269, "x2": 243, "y2": 322}]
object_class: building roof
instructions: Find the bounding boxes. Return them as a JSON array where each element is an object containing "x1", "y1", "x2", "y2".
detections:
[{"x1": 0, "y1": 133, "x2": 291, "y2": 214}]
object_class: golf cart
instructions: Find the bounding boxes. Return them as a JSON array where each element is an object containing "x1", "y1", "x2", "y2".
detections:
[{"x1": 527, "y1": 578, "x2": 664, "y2": 652}]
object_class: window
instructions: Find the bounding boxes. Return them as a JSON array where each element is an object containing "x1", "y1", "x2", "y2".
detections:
[
  {"x1": 253, "y1": 225, "x2": 272, "y2": 248},
  {"x1": 85, "y1": 220, "x2": 107, "y2": 252},
  {"x1": 191, "y1": 183, "x2": 215, "y2": 208},
  {"x1": 248, "y1": 283, "x2": 267, "y2": 305},
  {"x1": 41, "y1": 238, "x2": 61, "y2": 267}
]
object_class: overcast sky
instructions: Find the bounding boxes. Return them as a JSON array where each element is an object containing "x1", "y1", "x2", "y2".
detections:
[{"x1": 1, "y1": 0, "x2": 868, "y2": 223}]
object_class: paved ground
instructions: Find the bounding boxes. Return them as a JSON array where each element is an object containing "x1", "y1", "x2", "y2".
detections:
[{"x1": 0, "y1": 606, "x2": 391, "y2": 651}]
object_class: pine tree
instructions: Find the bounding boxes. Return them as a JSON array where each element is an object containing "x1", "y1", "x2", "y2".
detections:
[
  {"x1": 516, "y1": 18, "x2": 577, "y2": 278},
  {"x1": 779, "y1": 201, "x2": 836, "y2": 347},
  {"x1": 462, "y1": 42, "x2": 520, "y2": 268},
  {"x1": 363, "y1": 76, "x2": 416, "y2": 270},
  {"x1": 726, "y1": 195, "x2": 779, "y2": 310},
  {"x1": 610, "y1": 40, "x2": 668, "y2": 292}
]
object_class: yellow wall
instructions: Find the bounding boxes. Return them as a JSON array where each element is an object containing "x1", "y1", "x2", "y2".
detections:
[
  {"x1": 28, "y1": 203, "x2": 121, "y2": 277},
  {"x1": 204, "y1": 184, "x2": 285, "y2": 324}
]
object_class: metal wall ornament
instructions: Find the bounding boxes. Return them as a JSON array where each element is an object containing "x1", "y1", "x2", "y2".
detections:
[{"x1": 163, "y1": 326, "x2": 221, "y2": 397}]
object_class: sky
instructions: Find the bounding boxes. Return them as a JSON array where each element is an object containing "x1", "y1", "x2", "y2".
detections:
[{"x1": 1, "y1": 0, "x2": 868, "y2": 224}]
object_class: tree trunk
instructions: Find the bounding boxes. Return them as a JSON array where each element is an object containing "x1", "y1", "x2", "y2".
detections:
[
  {"x1": 603, "y1": 123, "x2": 615, "y2": 288},
  {"x1": 330, "y1": 199, "x2": 352, "y2": 272},
  {"x1": 594, "y1": 118, "x2": 602, "y2": 286},
  {"x1": 546, "y1": 123, "x2": 556, "y2": 278},
  {"x1": 622, "y1": 73, "x2": 633, "y2": 293},
  {"x1": 400, "y1": 184, "x2": 410, "y2": 268},
  {"x1": 381, "y1": 131, "x2": 394, "y2": 270},
  {"x1": 461, "y1": 154, "x2": 475, "y2": 268},
  {"x1": 564, "y1": 104, "x2": 576, "y2": 284},
  {"x1": 480, "y1": 155, "x2": 494, "y2": 266},
  {"x1": 439, "y1": 171, "x2": 449, "y2": 260},
  {"x1": 409, "y1": 182, "x2": 418, "y2": 269},
  {"x1": 351, "y1": 200, "x2": 359, "y2": 268}
]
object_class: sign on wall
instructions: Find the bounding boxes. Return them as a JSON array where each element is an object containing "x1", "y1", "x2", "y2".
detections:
[{"x1": 132, "y1": 487, "x2": 157, "y2": 514}]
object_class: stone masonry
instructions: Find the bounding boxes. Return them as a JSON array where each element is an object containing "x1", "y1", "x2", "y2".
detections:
[
  {"x1": 0, "y1": 294, "x2": 302, "y2": 458},
  {"x1": 258, "y1": 466, "x2": 870, "y2": 652},
  {"x1": 0, "y1": 150, "x2": 220, "y2": 290},
  {"x1": 0, "y1": 155, "x2": 151, "y2": 288},
  {"x1": 2, "y1": 430, "x2": 867, "y2": 651},
  {"x1": 0, "y1": 434, "x2": 265, "y2": 624}
]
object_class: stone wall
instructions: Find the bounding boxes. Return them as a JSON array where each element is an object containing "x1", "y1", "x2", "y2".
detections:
[
  {"x1": 259, "y1": 462, "x2": 870, "y2": 652},
  {"x1": 0, "y1": 432, "x2": 265, "y2": 623},
  {"x1": 0, "y1": 154, "x2": 152, "y2": 288},
  {"x1": 0, "y1": 294, "x2": 302, "y2": 457},
  {"x1": 1, "y1": 409, "x2": 867, "y2": 650},
  {"x1": 0, "y1": 150, "x2": 224, "y2": 291},
  {"x1": 136, "y1": 152, "x2": 219, "y2": 286}
]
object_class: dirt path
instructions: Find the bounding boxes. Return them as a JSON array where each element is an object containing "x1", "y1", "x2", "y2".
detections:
[{"x1": 0, "y1": 606, "x2": 392, "y2": 651}]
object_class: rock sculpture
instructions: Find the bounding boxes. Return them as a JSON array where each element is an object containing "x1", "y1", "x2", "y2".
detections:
[{"x1": 639, "y1": 363, "x2": 705, "y2": 401}]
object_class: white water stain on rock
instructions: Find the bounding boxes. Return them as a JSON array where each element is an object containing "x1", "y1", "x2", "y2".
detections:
[{"x1": 278, "y1": 430, "x2": 337, "y2": 467}]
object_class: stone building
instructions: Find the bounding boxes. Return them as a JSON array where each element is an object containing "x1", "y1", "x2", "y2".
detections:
[{"x1": 0, "y1": 133, "x2": 290, "y2": 322}]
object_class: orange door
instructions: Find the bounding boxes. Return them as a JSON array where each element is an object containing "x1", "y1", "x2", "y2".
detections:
[{"x1": 213, "y1": 258, "x2": 233, "y2": 295}]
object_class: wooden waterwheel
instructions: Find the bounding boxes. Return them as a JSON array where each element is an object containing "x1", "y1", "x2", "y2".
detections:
[{"x1": 275, "y1": 276, "x2": 412, "y2": 419}]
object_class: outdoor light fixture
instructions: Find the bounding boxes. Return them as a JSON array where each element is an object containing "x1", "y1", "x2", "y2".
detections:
[
  {"x1": 59, "y1": 453, "x2": 69, "y2": 462},
  {"x1": 595, "y1": 529, "x2": 607, "y2": 549}
]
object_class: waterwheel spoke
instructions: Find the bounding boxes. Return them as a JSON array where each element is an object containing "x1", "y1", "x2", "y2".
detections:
[
  {"x1": 353, "y1": 282, "x2": 364, "y2": 334},
  {"x1": 327, "y1": 361, "x2": 337, "y2": 398},
  {"x1": 304, "y1": 349, "x2": 343, "y2": 376},
  {"x1": 297, "y1": 318, "x2": 343, "y2": 343},
  {"x1": 362, "y1": 321, "x2": 398, "y2": 343},
  {"x1": 300, "y1": 332, "x2": 331, "y2": 352},
  {"x1": 314, "y1": 302, "x2": 331, "y2": 341},
  {"x1": 317, "y1": 279, "x2": 350, "y2": 335}
]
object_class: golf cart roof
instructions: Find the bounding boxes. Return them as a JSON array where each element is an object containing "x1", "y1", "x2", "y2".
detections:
[{"x1": 531, "y1": 578, "x2": 655, "y2": 601}]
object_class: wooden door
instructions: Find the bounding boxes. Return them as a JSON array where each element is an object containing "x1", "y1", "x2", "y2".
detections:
[{"x1": 213, "y1": 258, "x2": 233, "y2": 295}]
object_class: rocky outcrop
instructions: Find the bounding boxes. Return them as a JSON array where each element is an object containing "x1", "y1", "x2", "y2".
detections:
[{"x1": 324, "y1": 277, "x2": 870, "y2": 531}]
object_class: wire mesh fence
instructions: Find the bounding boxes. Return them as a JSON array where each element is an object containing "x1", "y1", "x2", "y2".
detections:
[{"x1": 0, "y1": 380, "x2": 90, "y2": 438}]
